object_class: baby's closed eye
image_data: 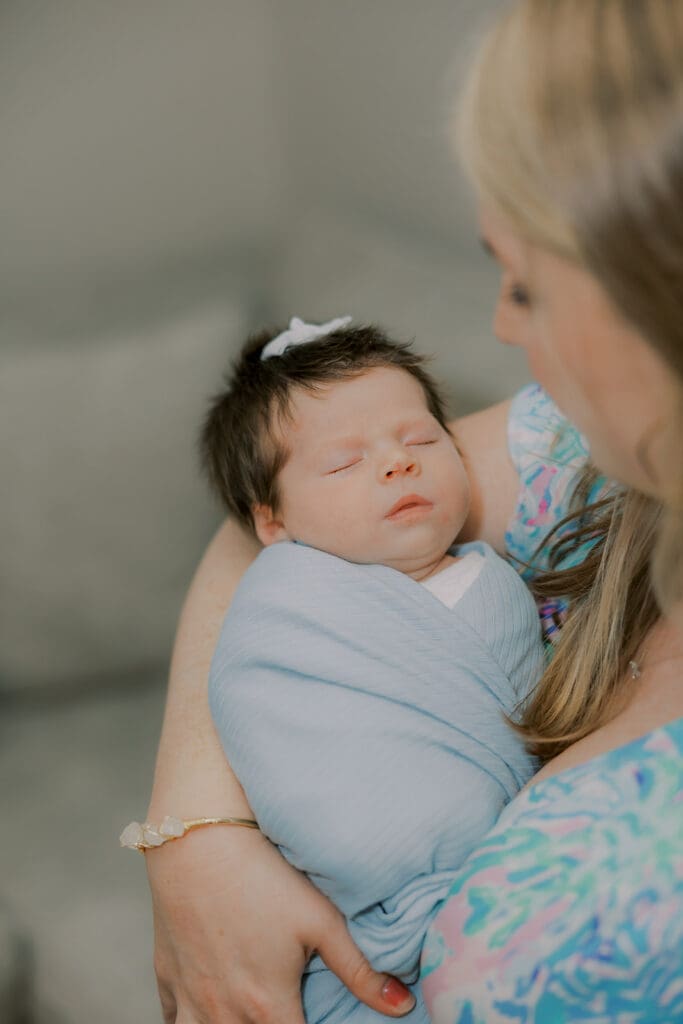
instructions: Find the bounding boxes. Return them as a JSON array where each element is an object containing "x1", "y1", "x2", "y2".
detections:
[{"x1": 325, "y1": 457, "x2": 363, "y2": 475}]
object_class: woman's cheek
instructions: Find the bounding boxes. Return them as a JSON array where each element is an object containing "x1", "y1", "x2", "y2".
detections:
[{"x1": 522, "y1": 323, "x2": 562, "y2": 395}]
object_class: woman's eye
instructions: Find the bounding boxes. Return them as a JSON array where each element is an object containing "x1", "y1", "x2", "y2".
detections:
[{"x1": 508, "y1": 283, "x2": 530, "y2": 307}]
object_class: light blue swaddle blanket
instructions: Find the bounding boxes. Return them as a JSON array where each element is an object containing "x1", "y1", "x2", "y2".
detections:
[{"x1": 209, "y1": 540, "x2": 544, "y2": 1024}]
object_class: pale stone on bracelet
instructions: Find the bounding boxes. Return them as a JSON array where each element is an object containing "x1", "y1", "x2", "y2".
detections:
[
  {"x1": 119, "y1": 822, "x2": 144, "y2": 848},
  {"x1": 119, "y1": 816, "x2": 185, "y2": 850},
  {"x1": 120, "y1": 814, "x2": 259, "y2": 851},
  {"x1": 159, "y1": 815, "x2": 185, "y2": 838},
  {"x1": 142, "y1": 826, "x2": 165, "y2": 847}
]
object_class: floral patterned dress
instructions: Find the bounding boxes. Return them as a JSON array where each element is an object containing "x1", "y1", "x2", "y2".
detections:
[{"x1": 420, "y1": 385, "x2": 683, "y2": 1024}]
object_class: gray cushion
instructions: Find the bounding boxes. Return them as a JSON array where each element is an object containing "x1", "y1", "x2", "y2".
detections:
[{"x1": 1, "y1": 299, "x2": 246, "y2": 692}]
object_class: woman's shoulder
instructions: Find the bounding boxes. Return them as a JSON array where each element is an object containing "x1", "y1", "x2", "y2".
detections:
[
  {"x1": 499, "y1": 714, "x2": 683, "y2": 824},
  {"x1": 507, "y1": 383, "x2": 584, "y2": 564},
  {"x1": 422, "y1": 717, "x2": 683, "y2": 1023},
  {"x1": 508, "y1": 382, "x2": 590, "y2": 473},
  {"x1": 505, "y1": 384, "x2": 610, "y2": 572}
]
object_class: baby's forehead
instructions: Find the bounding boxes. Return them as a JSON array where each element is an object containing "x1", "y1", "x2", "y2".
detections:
[
  {"x1": 284, "y1": 399, "x2": 436, "y2": 452},
  {"x1": 294, "y1": 372, "x2": 428, "y2": 420},
  {"x1": 271, "y1": 368, "x2": 435, "y2": 452}
]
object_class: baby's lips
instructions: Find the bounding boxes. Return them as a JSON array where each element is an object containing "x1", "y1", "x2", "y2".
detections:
[{"x1": 385, "y1": 494, "x2": 431, "y2": 518}]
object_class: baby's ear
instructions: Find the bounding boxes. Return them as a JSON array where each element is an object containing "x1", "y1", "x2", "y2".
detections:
[{"x1": 252, "y1": 504, "x2": 290, "y2": 546}]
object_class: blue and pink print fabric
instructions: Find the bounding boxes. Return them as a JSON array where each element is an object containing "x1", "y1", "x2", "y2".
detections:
[
  {"x1": 421, "y1": 720, "x2": 683, "y2": 1023},
  {"x1": 505, "y1": 383, "x2": 610, "y2": 647}
]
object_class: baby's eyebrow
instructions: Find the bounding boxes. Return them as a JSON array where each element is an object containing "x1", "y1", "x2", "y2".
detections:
[{"x1": 310, "y1": 435, "x2": 363, "y2": 460}]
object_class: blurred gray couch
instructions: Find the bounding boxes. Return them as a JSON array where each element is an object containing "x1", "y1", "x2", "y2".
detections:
[{"x1": 1, "y1": 2, "x2": 524, "y2": 1021}]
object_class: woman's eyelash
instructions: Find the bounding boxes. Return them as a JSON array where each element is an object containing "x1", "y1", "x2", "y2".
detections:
[{"x1": 509, "y1": 283, "x2": 530, "y2": 306}]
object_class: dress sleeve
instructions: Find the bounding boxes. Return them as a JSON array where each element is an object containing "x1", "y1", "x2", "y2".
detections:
[{"x1": 505, "y1": 383, "x2": 606, "y2": 579}]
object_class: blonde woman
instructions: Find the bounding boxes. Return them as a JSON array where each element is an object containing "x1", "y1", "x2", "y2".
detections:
[{"x1": 143, "y1": 1, "x2": 683, "y2": 1021}]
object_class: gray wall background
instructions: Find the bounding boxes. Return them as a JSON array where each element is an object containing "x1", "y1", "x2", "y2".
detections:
[{"x1": 1, "y1": 2, "x2": 526, "y2": 1021}]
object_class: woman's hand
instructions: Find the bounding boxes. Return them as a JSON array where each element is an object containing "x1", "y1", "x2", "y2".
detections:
[{"x1": 148, "y1": 825, "x2": 416, "y2": 1024}]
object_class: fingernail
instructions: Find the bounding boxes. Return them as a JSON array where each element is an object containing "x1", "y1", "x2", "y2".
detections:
[{"x1": 381, "y1": 977, "x2": 415, "y2": 1010}]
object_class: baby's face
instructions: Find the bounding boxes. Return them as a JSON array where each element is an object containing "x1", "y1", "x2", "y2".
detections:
[{"x1": 258, "y1": 367, "x2": 470, "y2": 576}]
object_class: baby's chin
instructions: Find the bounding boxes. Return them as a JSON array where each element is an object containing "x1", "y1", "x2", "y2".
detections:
[
  {"x1": 380, "y1": 549, "x2": 455, "y2": 580},
  {"x1": 339, "y1": 536, "x2": 457, "y2": 577},
  {"x1": 298, "y1": 514, "x2": 462, "y2": 574}
]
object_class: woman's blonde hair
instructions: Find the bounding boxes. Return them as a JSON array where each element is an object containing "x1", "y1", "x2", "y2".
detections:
[{"x1": 459, "y1": 0, "x2": 683, "y2": 758}]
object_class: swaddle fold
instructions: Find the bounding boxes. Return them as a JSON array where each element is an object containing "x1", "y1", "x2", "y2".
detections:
[{"x1": 210, "y1": 540, "x2": 543, "y2": 1024}]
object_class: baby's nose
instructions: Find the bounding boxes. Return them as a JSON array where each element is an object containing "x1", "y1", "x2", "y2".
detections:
[{"x1": 384, "y1": 453, "x2": 418, "y2": 479}]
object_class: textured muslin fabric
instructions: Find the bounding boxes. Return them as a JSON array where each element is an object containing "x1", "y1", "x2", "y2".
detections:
[{"x1": 209, "y1": 540, "x2": 544, "y2": 1024}]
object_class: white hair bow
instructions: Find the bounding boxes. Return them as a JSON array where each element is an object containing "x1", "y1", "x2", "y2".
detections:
[{"x1": 260, "y1": 316, "x2": 353, "y2": 361}]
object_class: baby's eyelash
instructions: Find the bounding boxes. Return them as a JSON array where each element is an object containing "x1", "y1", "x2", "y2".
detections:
[
  {"x1": 326, "y1": 438, "x2": 436, "y2": 472},
  {"x1": 328, "y1": 460, "x2": 360, "y2": 474}
]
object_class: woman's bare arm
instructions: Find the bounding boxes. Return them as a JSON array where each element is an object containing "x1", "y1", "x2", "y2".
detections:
[
  {"x1": 450, "y1": 399, "x2": 519, "y2": 552},
  {"x1": 147, "y1": 518, "x2": 261, "y2": 823},
  {"x1": 146, "y1": 518, "x2": 415, "y2": 1024}
]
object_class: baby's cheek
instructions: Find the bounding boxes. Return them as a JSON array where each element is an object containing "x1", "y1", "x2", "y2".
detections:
[
  {"x1": 321, "y1": 508, "x2": 369, "y2": 556},
  {"x1": 440, "y1": 481, "x2": 469, "y2": 532},
  {"x1": 325, "y1": 503, "x2": 358, "y2": 532},
  {"x1": 437, "y1": 507, "x2": 456, "y2": 527}
]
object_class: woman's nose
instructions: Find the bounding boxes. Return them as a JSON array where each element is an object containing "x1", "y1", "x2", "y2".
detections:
[
  {"x1": 493, "y1": 302, "x2": 513, "y2": 346},
  {"x1": 382, "y1": 450, "x2": 419, "y2": 480}
]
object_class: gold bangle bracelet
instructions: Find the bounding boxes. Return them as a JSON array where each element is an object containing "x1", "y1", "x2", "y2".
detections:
[{"x1": 119, "y1": 815, "x2": 259, "y2": 853}]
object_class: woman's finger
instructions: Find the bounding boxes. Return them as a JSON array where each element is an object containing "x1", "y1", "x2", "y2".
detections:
[
  {"x1": 315, "y1": 913, "x2": 416, "y2": 1018},
  {"x1": 155, "y1": 967, "x2": 178, "y2": 1023}
]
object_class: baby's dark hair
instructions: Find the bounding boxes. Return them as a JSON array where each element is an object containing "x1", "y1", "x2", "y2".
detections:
[{"x1": 199, "y1": 321, "x2": 451, "y2": 537}]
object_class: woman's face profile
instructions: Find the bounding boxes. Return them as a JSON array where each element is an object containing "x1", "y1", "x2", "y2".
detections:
[{"x1": 479, "y1": 205, "x2": 677, "y2": 498}]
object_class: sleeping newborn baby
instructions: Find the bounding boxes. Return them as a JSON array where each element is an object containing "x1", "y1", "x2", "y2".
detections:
[{"x1": 201, "y1": 317, "x2": 545, "y2": 1024}]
